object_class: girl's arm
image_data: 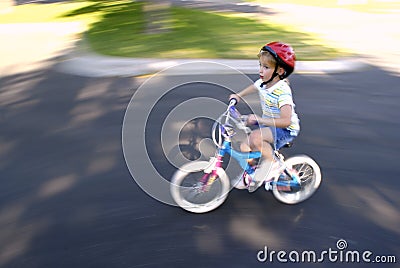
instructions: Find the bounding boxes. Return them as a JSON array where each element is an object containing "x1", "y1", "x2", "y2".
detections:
[
  {"x1": 229, "y1": 84, "x2": 257, "y2": 102},
  {"x1": 247, "y1": 105, "x2": 292, "y2": 128}
]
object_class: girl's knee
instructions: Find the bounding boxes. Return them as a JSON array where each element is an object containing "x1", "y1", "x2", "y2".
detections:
[
  {"x1": 239, "y1": 142, "x2": 251, "y2": 152},
  {"x1": 249, "y1": 131, "x2": 263, "y2": 148},
  {"x1": 249, "y1": 130, "x2": 261, "y2": 140}
]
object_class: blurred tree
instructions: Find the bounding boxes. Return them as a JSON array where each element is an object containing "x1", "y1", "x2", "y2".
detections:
[{"x1": 140, "y1": 0, "x2": 172, "y2": 34}]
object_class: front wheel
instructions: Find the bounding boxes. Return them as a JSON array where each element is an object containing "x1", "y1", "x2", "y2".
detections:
[
  {"x1": 170, "y1": 161, "x2": 230, "y2": 213},
  {"x1": 272, "y1": 155, "x2": 322, "y2": 204}
]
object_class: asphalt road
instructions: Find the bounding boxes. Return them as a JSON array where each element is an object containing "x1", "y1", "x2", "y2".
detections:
[{"x1": 1, "y1": 64, "x2": 399, "y2": 267}]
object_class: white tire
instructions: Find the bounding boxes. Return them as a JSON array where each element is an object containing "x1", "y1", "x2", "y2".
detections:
[
  {"x1": 272, "y1": 155, "x2": 322, "y2": 204},
  {"x1": 170, "y1": 161, "x2": 230, "y2": 213}
]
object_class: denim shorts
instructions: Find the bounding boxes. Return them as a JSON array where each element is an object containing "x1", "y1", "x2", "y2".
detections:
[{"x1": 269, "y1": 127, "x2": 297, "y2": 150}]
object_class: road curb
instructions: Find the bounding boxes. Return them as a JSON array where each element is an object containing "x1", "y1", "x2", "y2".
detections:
[{"x1": 56, "y1": 49, "x2": 370, "y2": 78}]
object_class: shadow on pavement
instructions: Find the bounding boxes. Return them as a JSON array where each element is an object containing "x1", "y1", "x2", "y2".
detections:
[{"x1": 0, "y1": 64, "x2": 399, "y2": 267}]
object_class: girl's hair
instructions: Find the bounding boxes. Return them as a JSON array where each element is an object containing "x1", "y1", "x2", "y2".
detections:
[{"x1": 257, "y1": 51, "x2": 277, "y2": 66}]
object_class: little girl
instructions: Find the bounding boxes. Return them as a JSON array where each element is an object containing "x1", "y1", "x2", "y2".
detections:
[{"x1": 229, "y1": 41, "x2": 300, "y2": 192}]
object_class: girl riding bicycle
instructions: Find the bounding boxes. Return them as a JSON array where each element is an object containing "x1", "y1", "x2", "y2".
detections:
[{"x1": 229, "y1": 41, "x2": 300, "y2": 192}]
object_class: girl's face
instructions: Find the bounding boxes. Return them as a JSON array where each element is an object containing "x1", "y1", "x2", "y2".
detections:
[{"x1": 258, "y1": 53, "x2": 284, "y2": 85}]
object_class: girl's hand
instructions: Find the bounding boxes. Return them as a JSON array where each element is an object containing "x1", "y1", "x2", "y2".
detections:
[
  {"x1": 246, "y1": 114, "x2": 260, "y2": 126},
  {"x1": 229, "y1": 94, "x2": 241, "y2": 103}
]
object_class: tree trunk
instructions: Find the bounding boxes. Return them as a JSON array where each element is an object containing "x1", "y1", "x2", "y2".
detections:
[{"x1": 141, "y1": 0, "x2": 172, "y2": 34}]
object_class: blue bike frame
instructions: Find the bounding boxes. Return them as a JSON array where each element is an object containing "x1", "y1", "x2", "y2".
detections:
[
  {"x1": 214, "y1": 140, "x2": 300, "y2": 188},
  {"x1": 216, "y1": 140, "x2": 261, "y2": 175}
]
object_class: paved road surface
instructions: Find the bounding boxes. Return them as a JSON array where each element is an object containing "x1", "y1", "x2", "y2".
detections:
[{"x1": 1, "y1": 63, "x2": 399, "y2": 267}]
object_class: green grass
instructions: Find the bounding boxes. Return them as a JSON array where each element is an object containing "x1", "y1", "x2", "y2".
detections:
[
  {"x1": 0, "y1": 0, "x2": 352, "y2": 60},
  {"x1": 79, "y1": 1, "x2": 347, "y2": 60}
]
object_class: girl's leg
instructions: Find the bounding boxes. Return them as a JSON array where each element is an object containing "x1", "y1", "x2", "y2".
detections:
[
  {"x1": 249, "y1": 128, "x2": 274, "y2": 161},
  {"x1": 239, "y1": 141, "x2": 251, "y2": 153},
  {"x1": 247, "y1": 128, "x2": 276, "y2": 191},
  {"x1": 239, "y1": 133, "x2": 259, "y2": 166}
]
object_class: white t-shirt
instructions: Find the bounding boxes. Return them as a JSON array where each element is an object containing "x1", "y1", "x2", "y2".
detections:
[{"x1": 254, "y1": 79, "x2": 300, "y2": 135}]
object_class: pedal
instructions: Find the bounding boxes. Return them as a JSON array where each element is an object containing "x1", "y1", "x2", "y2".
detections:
[{"x1": 264, "y1": 181, "x2": 273, "y2": 191}]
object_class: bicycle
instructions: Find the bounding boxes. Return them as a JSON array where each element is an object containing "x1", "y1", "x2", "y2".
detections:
[{"x1": 170, "y1": 99, "x2": 322, "y2": 213}]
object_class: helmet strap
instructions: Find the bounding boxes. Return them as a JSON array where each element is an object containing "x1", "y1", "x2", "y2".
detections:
[
  {"x1": 260, "y1": 64, "x2": 279, "y2": 88},
  {"x1": 279, "y1": 70, "x2": 287, "y2": 80}
]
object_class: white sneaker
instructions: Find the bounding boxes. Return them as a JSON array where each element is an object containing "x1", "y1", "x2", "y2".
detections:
[
  {"x1": 247, "y1": 177, "x2": 263, "y2": 192},
  {"x1": 233, "y1": 165, "x2": 257, "y2": 190},
  {"x1": 247, "y1": 160, "x2": 280, "y2": 192},
  {"x1": 232, "y1": 174, "x2": 247, "y2": 190}
]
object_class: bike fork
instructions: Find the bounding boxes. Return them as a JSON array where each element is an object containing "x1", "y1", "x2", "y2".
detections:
[{"x1": 200, "y1": 155, "x2": 223, "y2": 190}]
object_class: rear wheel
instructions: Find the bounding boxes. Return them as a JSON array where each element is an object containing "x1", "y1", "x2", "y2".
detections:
[
  {"x1": 272, "y1": 155, "x2": 321, "y2": 204},
  {"x1": 170, "y1": 161, "x2": 230, "y2": 213}
]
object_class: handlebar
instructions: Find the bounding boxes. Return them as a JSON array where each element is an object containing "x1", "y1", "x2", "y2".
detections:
[
  {"x1": 211, "y1": 100, "x2": 252, "y2": 147},
  {"x1": 228, "y1": 98, "x2": 238, "y2": 107},
  {"x1": 226, "y1": 100, "x2": 252, "y2": 132}
]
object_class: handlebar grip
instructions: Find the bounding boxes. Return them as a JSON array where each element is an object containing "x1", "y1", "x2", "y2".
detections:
[{"x1": 229, "y1": 98, "x2": 238, "y2": 106}]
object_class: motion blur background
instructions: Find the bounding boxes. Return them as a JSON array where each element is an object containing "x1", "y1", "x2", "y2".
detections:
[{"x1": 1, "y1": 0, "x2": 400, "y2": 76}]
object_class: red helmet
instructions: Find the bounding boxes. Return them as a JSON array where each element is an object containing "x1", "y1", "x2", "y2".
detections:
[{"x1": 260, "y1": 41, "x2": 296, "y2": 78}]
